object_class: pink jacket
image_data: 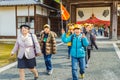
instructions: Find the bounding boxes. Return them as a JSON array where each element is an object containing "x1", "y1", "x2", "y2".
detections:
[{"x1": 11, "y1": 33, "x2": 41, "y2": 59}]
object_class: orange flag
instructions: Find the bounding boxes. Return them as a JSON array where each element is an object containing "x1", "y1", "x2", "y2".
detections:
[{"x1": 61, "y1": 4, "x2": 70, "y2": 20}]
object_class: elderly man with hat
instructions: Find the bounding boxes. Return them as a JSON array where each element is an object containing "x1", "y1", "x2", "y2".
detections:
[
  {"x1": 39, "y1": 24, "x2": 57, "y2": 75},
  {"x1": 61, "y1": 24, "x2": 89, "y2": 80}
]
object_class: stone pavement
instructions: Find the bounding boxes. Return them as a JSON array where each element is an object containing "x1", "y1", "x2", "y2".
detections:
[{"x1": 0, "y1": 38, "x2": 120, "y2": 80}]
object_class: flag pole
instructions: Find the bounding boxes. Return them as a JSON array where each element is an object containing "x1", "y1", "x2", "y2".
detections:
[{"x1": 60, "y1": 0, "x2": 63, "y2": 29}]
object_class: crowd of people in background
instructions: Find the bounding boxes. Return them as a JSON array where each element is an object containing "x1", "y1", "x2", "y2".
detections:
[{"x1": 93, "y1": 26, "x2": 109, "y2": 37}]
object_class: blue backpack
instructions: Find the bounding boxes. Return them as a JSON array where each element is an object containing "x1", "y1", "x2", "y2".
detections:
[{"x1": 71, "y1": 35, "x2": 87, "y2": 51}]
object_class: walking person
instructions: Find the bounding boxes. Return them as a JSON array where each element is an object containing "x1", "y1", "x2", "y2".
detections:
[
  {"x1": 92, "y1": 27, "x2": 97, "y2": 36},
  {"x1": 61, "y1": 24, "x2": 89, "y2": 80},
  {"x1": 11, "y1": 24, "x2": 41, "y2": 80},
  {"x1": 39, "y1": 24, "x2": 57, "y2": 75},
  {"x1": 66, "y1": 24, "x2": 74, "y2": 59},
  {"x1": 84, "y1": 24, "x2": 98, "y2": 68}
]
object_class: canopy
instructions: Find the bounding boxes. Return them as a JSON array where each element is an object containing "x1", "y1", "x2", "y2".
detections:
[{"x1": 77, "y1": 14, "x2": 110, "y2": 27}]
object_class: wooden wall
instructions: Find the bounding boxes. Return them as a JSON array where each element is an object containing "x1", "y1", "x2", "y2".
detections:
[
  {"x1": 35, "y1": 14, "x2": 48, "y2": 36},
  {"x1": 117, "y1": 16, "x2": 120, "y2": 37},
  {"x1": 50, "y1": 17, "x2": 61, "y2": 36}
]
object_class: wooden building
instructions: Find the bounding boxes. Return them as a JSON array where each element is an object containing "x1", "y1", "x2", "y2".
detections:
[
  {"x1": 1, "y1": 0, "x2": 120, "y2": 40},
  {"x1": 0, "y1": 0, "x2": 61, "y2": 39}
]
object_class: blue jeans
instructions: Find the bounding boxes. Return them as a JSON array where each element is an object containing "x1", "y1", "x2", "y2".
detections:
[
  {"x1": 71, "y1": 56, "x2": 85, "y2": 80},
  {"x1": 43, "y1": 53, "x2": 52, "y2": 71},
  {"x1": 68, "y1": 46, "x2": 71, "y2": 57}
]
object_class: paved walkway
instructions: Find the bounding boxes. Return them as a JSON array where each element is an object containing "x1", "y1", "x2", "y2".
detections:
[{"x1": 0, "y1": 38, "x2": 120, "y2": 80}]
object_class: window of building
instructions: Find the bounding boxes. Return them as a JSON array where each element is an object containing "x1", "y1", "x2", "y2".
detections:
[{"x1": 17, "y1": 16, "x2": 34, "y2": 28}]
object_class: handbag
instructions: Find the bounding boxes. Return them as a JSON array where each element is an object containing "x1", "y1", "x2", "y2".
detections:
[{"x1": 30, "y1": 33, "x2": 37, "y2": 56}]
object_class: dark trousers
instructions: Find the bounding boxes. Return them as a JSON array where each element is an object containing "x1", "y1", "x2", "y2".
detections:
[
  {"x1": 85, "y1": 49, "x2": 91, "y2": 64},
  {"x1": 87, "y1": 49, "x2": 91, "y2": 60}
]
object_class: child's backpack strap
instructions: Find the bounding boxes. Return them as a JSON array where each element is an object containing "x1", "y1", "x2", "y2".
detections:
[
  {"x1": 81, "y1": 38, "x2": 87, "y2": 51},
  {"x1": 71, "y1": 34, "x2": 86, "y2": 51},
  {"x1": 71, "y1": 35, "x2": 74, "y2": 43}
]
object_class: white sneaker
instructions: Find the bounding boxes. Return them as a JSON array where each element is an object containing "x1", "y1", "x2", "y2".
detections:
[
  {"x1": 48, "y1": 69, "x2": 53, "y2": 75},
  {"x1": 86, "y1": 64, "x2": 89, "y2": 68}
]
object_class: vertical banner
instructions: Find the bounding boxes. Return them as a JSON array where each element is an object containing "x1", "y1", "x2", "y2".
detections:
[{"x1": 61, "y1": 4, "x2": 70, "y2": 20}]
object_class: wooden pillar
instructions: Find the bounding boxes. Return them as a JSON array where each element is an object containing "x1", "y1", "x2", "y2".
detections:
[
  {"x1": 111, "y1": 1, "x2": 118, "y2": 40},
  {"x1": 15, "y1": 6, "x2": 17, "y2": 38},
  {"x1": 67, "y1": 2, "x2": 70, "y2": 23},
  {"x1": 34, "y1": 5, "x2": 36, "y2": 34},
  {"x1": 70, "y1": 5, "x2": 76, "y2": 23},
  {"x1": 28, "y1": 6, "x2": 30, "y2": 26}
]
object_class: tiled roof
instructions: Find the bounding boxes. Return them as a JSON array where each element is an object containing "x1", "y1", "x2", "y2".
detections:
[
  {"x1": 0, "y1": 0, "x2": 59, "y2": 11},
  {"x1": 0, "y1": 0, "x2": 40, "y2": 6}
]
